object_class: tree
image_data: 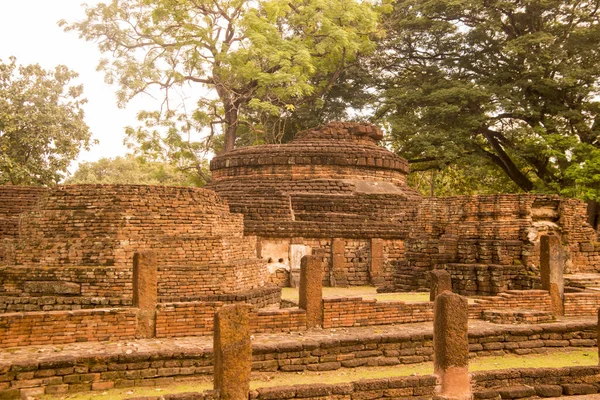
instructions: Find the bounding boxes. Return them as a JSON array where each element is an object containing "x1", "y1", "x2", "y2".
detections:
[
  {"x1": 0, "y1": 57, "x2": 93, "y2": 186},
  {"x1": 408, "y1": 159, "x2": 520, "y2": 197},
  {"x1": 65, "y1": 154, "x2": 203, "y2": 186},
  {"x1": 62, "y1": 0, "x2": 386, "y2": 174},
  {"x1": 374, "y1": 0, "x2": 600, "y2": 200}
]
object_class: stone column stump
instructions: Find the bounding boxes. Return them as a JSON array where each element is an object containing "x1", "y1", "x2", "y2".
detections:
[
  {"x1": 370, "y1": 238, "x2": 385, "y2": 286},
  {"x1": 430, "y1": 269, "x2": 452, "y2": 301},
  {"x1": 299, "y1": 255, "x2": 324, "y2": 328},
  {"x1": 214, "y1": 304, "x2": 252, "y2": 400},
  {"x1": 331, "y1": 238, "x2": 348, "y2": 287},
  {"x1": 133, "y1": 252, "x2": 158, "y2": 339},
  {"x1": 598, "y1": 308, "x2": 600, "y2": 366},
  {"x1": 540, "y1": 235, "x2": 565, "y2": 316},
  {"x1": 434, "y1": 292, "x2": 471, "y2": 400}
]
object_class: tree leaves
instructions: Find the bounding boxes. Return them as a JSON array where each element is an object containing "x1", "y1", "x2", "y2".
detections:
[
  {"x1": 0, "y1": 57, "x2": 93, "y2": 186},
  {"x1": 376, "y1": 0, "x2": 600, "y2": 199},
  {"x1": 64, "y1": 0, "x2": 381, "y2": 163}
]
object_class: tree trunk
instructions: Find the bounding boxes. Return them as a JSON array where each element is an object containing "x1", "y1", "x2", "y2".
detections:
[
  {"x1": 482, "y1": 129, "x2": 534, "y2": 192},
  {"x1": 222, "y1": 100, "x2": 238, "y2": 153},
  {"x1": 215, "y1": 82, "x2": 238, "y2": 153}
]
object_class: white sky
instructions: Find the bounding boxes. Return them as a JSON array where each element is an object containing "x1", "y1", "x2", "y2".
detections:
[{"x1": 0, "y1": 0, "x2": 154, "y2": 172}]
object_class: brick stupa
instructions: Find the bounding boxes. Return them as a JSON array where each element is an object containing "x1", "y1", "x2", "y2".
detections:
[
  {"x1": 209, "y1": 122, "x2": 422, "y2": 239},
  {"x1": 2, "y1": 185, "x2": 268, "y2": 299}
]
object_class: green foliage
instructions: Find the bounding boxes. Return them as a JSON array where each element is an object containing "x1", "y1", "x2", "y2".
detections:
[
  {"x1": 61, "y1": 0, "x2": 383, "y2": 176},
  {"x1": 65, "y1": 155, "x2": 204, "y2": 186},
  {"x1": 0, "y1": 57, "x2": 93, "y2": 186},
  {"x1": 408, "y1": 160, "x2": 520, "y2": 197},
  {"x1": 375, "y1": 0, "x2": 600, "y2": 198},
  {"x1": 563, "y1": 145, "x2": 600, "y2": 201}
]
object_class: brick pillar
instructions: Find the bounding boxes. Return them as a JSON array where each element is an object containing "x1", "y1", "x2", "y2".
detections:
[
  {"x1": 370, "y1": 238, "x2": 384, "y2": 286},
  {"x1": 434, "y1": 292, "x2": 471, "y2": 400},
  {"x1": 540, "y1": 235, "x2": 565, "y2": 316},
  {"x1": 299, "y1": 255, "x2": 323, "y2": 328},
  {"x1": 214, "y1": 304, "x2": 252, "y2": 400},
  {"x1": 133, "y1": 252, "x2": 157, "y2": 339},
  {"x1": 430, "y1": 269, "x2": 452, "y2": 301},
  {"x1": 331, "y1": 238, "x2": 348, "y2": 287}
]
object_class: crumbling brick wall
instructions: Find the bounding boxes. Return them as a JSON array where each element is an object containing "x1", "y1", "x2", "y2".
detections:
[
  {"x1": 0, "y1": 185, "x2": 269, "y2": 299},
  {"x1": 397, "y1": 194, "x2": 600, "y2": 293}
]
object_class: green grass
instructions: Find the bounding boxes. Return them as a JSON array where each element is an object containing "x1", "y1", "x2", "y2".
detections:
[
  {"x1": 281, "y1": 286, "x2": 430, "y2": 303},
  {"x1": 47, "y1": 349, "x2": 598, "y2": 400}
]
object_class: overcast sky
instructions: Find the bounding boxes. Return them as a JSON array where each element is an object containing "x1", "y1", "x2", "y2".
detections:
[{"x1": 0, "y1": 0, "x2": 154, "y2": 172}]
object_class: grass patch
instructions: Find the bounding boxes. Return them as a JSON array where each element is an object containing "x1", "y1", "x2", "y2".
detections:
[
  {"x1": 281, "y1": 286, "x2": 430, "y2": 303},
  {"x1": 46, "y1": 349, "x2": 597, "y2": 400}
]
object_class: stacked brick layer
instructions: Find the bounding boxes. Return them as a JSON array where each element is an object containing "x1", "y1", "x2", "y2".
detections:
[
  {"x1": 0, "y1": 186, "x2": 48, "y2": 263},
  {"x1": 209, "y1": 122, "x2": 421, "y2": 239},
  {"x1": 1, "y1": 185, "x2": 268, "y2": 296}
]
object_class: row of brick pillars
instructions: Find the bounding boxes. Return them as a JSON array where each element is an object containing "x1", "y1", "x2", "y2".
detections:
[{"x1": 214, "y1": 271, "x2": 473, "y2": 399}]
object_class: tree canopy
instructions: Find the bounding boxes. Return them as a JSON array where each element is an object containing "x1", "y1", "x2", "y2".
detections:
[
  {"x1": 373, "y1": 0, "x2": 600, "y2": 200},
  {"x1": 0, "y1": 57, "x2": 93, "y2": 186},
  {"x1": 62, "y1": 0, "x2": 386, "y2": 180},
  {"x1": 65, "y1": 154, "x2": 202, "y2": 186}
]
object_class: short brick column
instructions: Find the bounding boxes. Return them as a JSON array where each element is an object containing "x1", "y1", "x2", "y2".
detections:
[
  {"x1": 597, "y1": 308, "x2": 600, "y2": 366},
  {"x1": 299, "y1": 255, "x2": 323, "y2": 328},
  {"x1": 434, "y1": 292, "x2": 471, "y2": 400},
  {"x1": 540, "y1": 235, "x2": 565, "y2": 316},
  {"x1": 133, "y1": 252, "x2": 157, "y2": 339},
  {"x1": 430, "y1": 270, "x2": 452, "y2": 301},
  {"x1": 331, "y1": 238, "x2": 348, "y2": 287},
  {"x1": 214, "y1": 304, "x2": 252, "y2": 400},
  {"x1": 370, "y1": 238, "x2": 384, "y2": 285}
]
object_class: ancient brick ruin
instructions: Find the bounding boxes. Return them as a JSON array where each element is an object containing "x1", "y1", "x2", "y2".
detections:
[
  {"x1": 0, "y1": 122, "x2": 599, "y2": 399},
  {"x1": 208, "y1": 122, "x2": 422, "y2": 287},
  {"x1": 208, "y1": 122, "x2": 600, "y2": 294},
  {"x1": 0, "y1": 185, "x2": 273, "y2": 313}
]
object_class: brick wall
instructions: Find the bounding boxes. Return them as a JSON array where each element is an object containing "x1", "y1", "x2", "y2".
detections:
[
  {"x1": 0, "y1": 266, "x2": 132, "y2": 298},
  {"x1": 0, "y1": 265, "x2": 277, "y2": 311},
  {"x1": 469, "y1": 290, "x2": 553, "y2": 318},
  {"x1": 0, "y1": 186, "x2": 47, "y2": 263},
  {"x1": 564, "y1": 292, "x2": 600, "y2": 316},
  {"x1": 155, "y1": 302, "x2": 306, "y2": 338},
  {"x1": 158, "y1": 286, "x2": 281, "y2": 307},
  {"x1": 322, "y1": 290, "x2": 553, "y2": 329},
  {"x1": 559, "y1": 198, "x2": 600, "y2": 273},
  {"x1": 442, "y1": 264, "x2": 538, "y2": 296},
  {"x1": 0, "y1": 308, "x2": 137, "y2": 348},
  {"x1": 156, "y1": 259, "x2": 268, "y2": 299},
  {"x1": 322, "y1": 298, "x2": 433, "y2": 329}
]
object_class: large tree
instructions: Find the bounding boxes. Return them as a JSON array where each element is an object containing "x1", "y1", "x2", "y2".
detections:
[
  {"x1": 62, "y1": 0, "x2": 385, "y2": 172},
  {"x1": 374, "y1": 0, "x2": 600, "y2": 200},
  {"x1": 0, "y1": 57, "x2": 93, "y2": 186}
]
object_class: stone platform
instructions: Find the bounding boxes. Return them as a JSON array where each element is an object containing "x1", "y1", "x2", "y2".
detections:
[{"x1": 0, "y1": 317, "x2": 596, "y2": 398}]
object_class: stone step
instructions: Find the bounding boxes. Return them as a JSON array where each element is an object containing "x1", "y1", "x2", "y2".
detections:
[
  {"x1": 482, "y1": 309, "x2": 555, "y2": 325},
  {"x1": 565, "y1": 274, "x2": 600, "y2": 288}
]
